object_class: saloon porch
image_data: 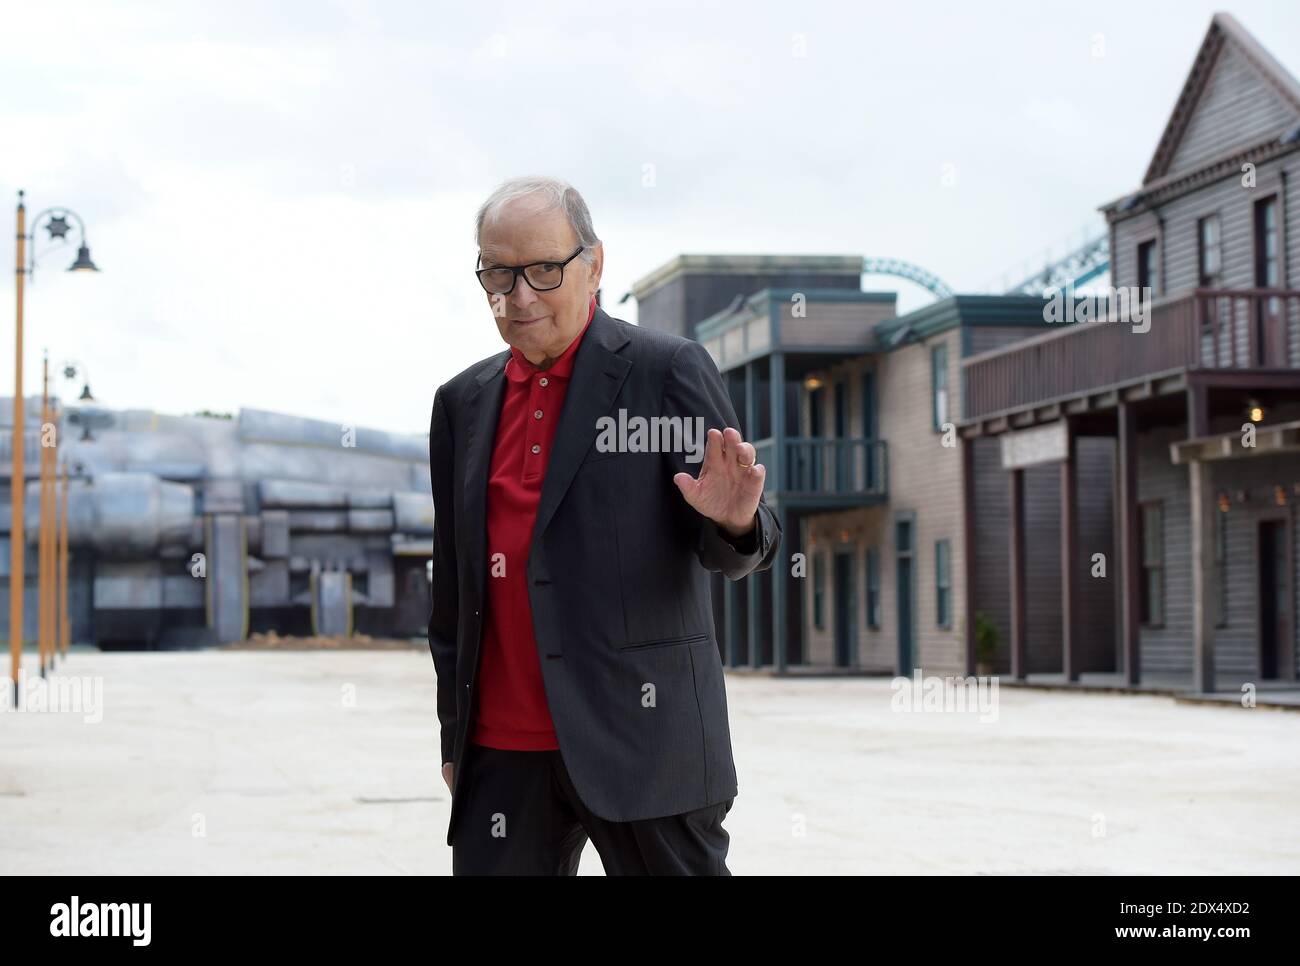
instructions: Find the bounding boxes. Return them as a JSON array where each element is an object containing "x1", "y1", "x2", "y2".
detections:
[{"x1": 959, "y1": 289, "x2": 1300, "y2": 693}]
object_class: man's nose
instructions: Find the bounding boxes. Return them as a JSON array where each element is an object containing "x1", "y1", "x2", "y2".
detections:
[{"x1": 510, "y1": 275, "x2": 539, "y2": 308}]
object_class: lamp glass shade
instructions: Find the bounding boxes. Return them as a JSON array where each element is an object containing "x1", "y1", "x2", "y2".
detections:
[{"x1": 68, "y1": 245, "x2": 99, "y2": 272}]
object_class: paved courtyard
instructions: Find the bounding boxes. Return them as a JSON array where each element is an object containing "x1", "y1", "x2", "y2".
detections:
[{"x1": 1, "y1": 649, "x2": 1297, "y2": 875}]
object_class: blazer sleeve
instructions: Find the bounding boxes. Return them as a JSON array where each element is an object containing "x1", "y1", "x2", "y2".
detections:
[
  {"x1": 661, "y1": 338, "x2": 782, "y2": 581},
  {"x1": 427, "y1": 386, "x2": 460, "y2": 766}
]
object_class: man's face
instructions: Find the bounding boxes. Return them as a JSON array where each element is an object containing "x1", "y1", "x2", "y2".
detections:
[{"x1": 478, "y1": 197, "x2": 603, "y2": 368}]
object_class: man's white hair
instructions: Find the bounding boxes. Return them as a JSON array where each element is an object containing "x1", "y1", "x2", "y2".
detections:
[{"x1": 475, "y1": 175, "x2": 600, "y2": 265}]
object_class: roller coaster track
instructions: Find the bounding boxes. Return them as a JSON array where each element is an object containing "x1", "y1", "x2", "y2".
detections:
[{"x1": 861, "y1": 257, "x2": 955, "y2": 300}]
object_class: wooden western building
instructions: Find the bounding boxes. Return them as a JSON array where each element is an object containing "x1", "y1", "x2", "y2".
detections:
[
  {"x1": 961, "y1": 12, "x2": 1300, "y2": 692},
  {"x1": 628, "y1": 13, "x2": 1300, "y2": 690},
  {"x1": 631, "y1": 253, "x2": 1048, "y2": 673}
]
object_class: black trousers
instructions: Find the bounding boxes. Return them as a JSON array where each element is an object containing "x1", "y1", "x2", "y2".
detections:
[{"x1": 450, "y1": 742, "x2": 733, "y2": 875}]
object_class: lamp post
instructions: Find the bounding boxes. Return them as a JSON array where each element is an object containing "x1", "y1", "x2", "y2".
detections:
[
  {"x1": 38, "y1": 355, "x2": 85, "y2": 672},
  {"x1": 39, "y1": 352, "x2": 56, "y2": 676},
  {"x1": 59, "y1": 451, "x2": 70, "y2": 660},
  {"x1": 37, "y1": 351, "x2": 73, "y2": 676},
  {"x1": 54, "y1": 359, "x2": 91, "y2": 662},
  {"x1": 10, "y1": 190, "x2": 99, "y2": 702}
]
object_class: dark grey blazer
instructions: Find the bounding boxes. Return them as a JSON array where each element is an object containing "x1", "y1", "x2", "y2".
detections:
[{"x1": 427, "y1": 304, "x2": 781, "y2": 846}]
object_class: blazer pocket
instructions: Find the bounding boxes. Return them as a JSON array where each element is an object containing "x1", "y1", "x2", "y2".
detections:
[
  {"x1": 579, "y1": 445, "x2": 622, "y2": 467},
  {"x1": 619, "y1": 632, "x2": 710, "y2": 651}
]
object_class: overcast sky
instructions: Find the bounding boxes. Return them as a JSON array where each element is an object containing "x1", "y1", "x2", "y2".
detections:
[{"x1": 2, "y1": 0, "x2": 1297, "y2": 436}]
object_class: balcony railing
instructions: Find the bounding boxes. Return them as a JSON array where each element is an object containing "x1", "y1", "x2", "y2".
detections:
[
  {"x1": 753, "y1": 436, "x2": 887, "y2": 500},
  {"x1": 963, "y1": 289, "x2": 1300, "y2": 421}
]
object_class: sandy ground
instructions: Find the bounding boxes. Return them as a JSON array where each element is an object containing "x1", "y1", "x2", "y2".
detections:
[{"x1": 1, "y1": 648, "x2": 1297, "y2": 875}]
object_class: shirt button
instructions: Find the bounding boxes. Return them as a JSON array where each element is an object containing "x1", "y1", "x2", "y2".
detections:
[
  {"x1": 539, "y1": 377, "x2": 549, "y2": 387},
  {"x1": 534, "y1": 409, "x2": 543, "y2": 419},
  {"x1": 531, "y1": 444, "x2": 541, "y2": 454}
]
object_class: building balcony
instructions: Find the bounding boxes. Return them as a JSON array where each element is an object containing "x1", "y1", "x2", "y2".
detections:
[
  {"x1": 697, "y1": 288, "x2": 897, "y2": 374},
  {"x1": 753, "y1": 436, "x2": 887, "y2": 508},
  {"x1": 962, "y1": 288, "x2": 1300, "y2": 428}
]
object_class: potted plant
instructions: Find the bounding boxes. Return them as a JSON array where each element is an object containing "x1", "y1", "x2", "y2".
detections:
[{"x1": 974, "y1": 611, "x2": 1000, "y2": 677}]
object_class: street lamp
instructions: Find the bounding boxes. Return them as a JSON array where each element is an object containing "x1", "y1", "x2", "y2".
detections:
[
  {"x1": 61, "y1": 359, "x2": 95, "y2": 402},
  {"x1": 9, "y1": 190, "x2": 100, "y2": 703},
  {"x1": 60, "y1": 359, "x2": 112, "y2": 444},
  {"x1": 67, "y1": 245, "x2": 99, "y2": 273}
]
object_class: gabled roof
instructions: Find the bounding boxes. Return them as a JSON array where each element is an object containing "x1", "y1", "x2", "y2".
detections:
[{"x1": 1142, "y1": 12, "x2": 1300, "y2": 186}]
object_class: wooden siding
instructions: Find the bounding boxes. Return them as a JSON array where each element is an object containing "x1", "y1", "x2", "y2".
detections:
[
  {"x1": 801, "y1": 328, "x2": 1123, "y2": 676},
  {"x1": 964, "y1": 326, "x2": 1051, "y2": 422},
  {"x1": 801, "y1": 330, "x2": 967, "y2": 672},
  {"x1": 971, "y1": 432, "x2": 1117, "y2": 675},
  {"x1": 1114, "y1": 154, "x2": 1299, "y2": 296},
  {"x1": 778, "y1": 300, "x2": 896, "y2": 348},
  {"x1": 1110, "y1": 210, "x2": 1161, "y2": 295},
  {"x1": 1022, "y1": 462, "x2": 1064, "y2": 673},
  {"x1": 723, "y1": 325, "x2": 745, "y2": 361},
  {"x1": 964, "y1": 290, "x2": 1300, "y2": 420},
  {"x1": 966, "y1": 326, "x2": 1044, "y2": 359},
  {"x1": 1138, "y1": 422, "x2": 1300, "y2": 679},
  {"x1": 1079, "y1": 438, "x2": 1118, "y2": 670},
  {"x1": 701, "y1": 309, "x2": 764, "y2": 369},
  {"x1": 1167, "y1": 42, "x2": 1299, "y2": 179},
  {"x1": 972, "y1": 436, "x2": 1014, "y2": 667}
]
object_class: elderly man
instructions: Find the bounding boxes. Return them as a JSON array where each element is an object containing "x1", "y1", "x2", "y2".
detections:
[{"x1": 428, "y1": 175, "x2": 780, "y2": 875}]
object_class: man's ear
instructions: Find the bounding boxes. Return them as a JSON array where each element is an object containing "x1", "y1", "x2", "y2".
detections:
[{"x1": 587, "y1": 242, "x2": 604, "y2": 296}]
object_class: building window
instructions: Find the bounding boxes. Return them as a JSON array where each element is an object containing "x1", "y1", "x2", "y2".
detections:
[
  {"x1": 935, "y1": 539, "x2": 951, "y2": 628},
  {"x1": 833, "y1": 380, "x2": 850, "y2": 491},
  {"x1": 813, "y1": 551, "x2": 824, "y2": 630},
  {"x1": 1137, "y1": 239, "x2": 1158, "y2": 297},
  {"x1": 861, "y1": 370, "x2": 876, "y2": 438},
  {"x1": 806, "y1": 385, "x2": 825, "y2": 492},
  {"x1": 1254, "y1": 195, "x2": 1279, "y2": 287},
  {"x1": 1139, "y1": 502, "x2": 1164, "y2": 626},
  {"x1": 862, "y1": 370, "x2": 878, "y2": 490},
  {"x1": 865, "y1": 547, "x2": 881, "y2": 629},
  {"x1": 1197, "y1": 214, "x2": 1222, "y2": 288},
  {"x1": 931, "y1": 343, "x2": 948, "y2": 430}
]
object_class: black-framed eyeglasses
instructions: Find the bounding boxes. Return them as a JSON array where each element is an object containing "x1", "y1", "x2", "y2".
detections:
[{"x1": 475, "y1": 245, "x2": 586, "y2": 295}]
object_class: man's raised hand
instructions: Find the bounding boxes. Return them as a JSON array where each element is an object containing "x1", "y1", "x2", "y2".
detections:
[{"x1": 672, "y1": 427, "x2": 764, "y2": 538}]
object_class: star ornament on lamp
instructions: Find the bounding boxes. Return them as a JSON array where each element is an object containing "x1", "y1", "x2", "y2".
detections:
[{"x1": 17, "y1": 194, "x2": 102, "y2": 280}]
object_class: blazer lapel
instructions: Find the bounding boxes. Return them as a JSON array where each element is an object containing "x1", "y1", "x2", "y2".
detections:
[
  {"x1": 532, "y1": 307, "x2": 631, "y2": 550},
  {"x1": 462, "y1": 350, "x2": 508, "y2": 610}
]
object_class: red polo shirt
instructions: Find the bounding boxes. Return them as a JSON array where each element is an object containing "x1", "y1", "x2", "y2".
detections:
[{"x1": 470, "y1": 296, "x2": 597, "y2": 750}]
